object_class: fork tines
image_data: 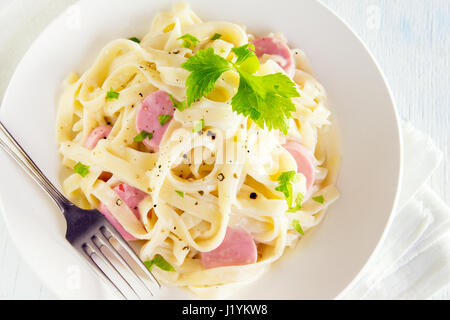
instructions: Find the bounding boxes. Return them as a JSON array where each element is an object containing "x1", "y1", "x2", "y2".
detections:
[
  {"x1": 0, "y1": 121, "x2": 160, "y2": 300},
  {"x1": 80, "y1": 225, "x2": 160, "y2": 300}
]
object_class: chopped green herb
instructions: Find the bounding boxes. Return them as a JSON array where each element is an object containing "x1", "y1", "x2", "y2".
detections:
[
  {"x1": 275, "y1": 171, "x2": 297, "y2": 207},
  {"x1": 312, "y1": 195, "x2": 325, "y2": 204},
  {"x1": 292, "y1": 219, "x2": 304, "y2": 235},
  {"x1": 74, "y1": 162, "x2": 89, "y2": 177},
  {"x1": 287, "y1": 193, "x2": 304, "y2": 212},
  {"x1": 177, "y1": 33, "x2": 199, "y2": 49},
  {"x1": 133, "y1": 130, "x2": 153, "y2": 142},
  {"x1": 211, "y1": 33, "x2": 222, "y2": 41},
  {"x1": 175, "y1": 190, "x2": 184, "y2": 198},
  {"x1": 144, "y1": 254, "x2": 175, "y2": 272},
  {"x1": 106, "y1": 88, "x2": 120, "y2": 100},
  {"x1": 192, "y1": 118, "x2": 205, "y2": 133},
  {"x1": 168, "y1": 94, "x2": 187, "y2": 111},
  {"x1": 158, "y1": 114, "x2": 172, "y2": 126},
  {"x1": 128, "y1": 37, "x2": 140, "y2": 44},
  {"x1": 181, "y1": 47, "x2": 233, "y2": 106},
  {"x1": 181, "y1": 45, "x2": 299, "y2": 133}
]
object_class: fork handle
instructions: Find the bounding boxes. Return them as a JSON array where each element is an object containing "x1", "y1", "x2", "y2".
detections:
[{"x1": 0, "y1": 121, "x2": 69, "y2": 211}]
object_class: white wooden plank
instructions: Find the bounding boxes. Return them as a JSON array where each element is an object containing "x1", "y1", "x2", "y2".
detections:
[
  {"x1": 0, "y1": 216, "x2": 52, "y2": 299},
  {"x1": 322, "y1": 0, "x2": 449, "y2": 204}
]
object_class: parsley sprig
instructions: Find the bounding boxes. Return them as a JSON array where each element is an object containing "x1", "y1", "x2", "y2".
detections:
[
  {"x1": 211, "y1": 33, "x2": 222, "y2": 40},
  {"x1": 128, "y1": 37, "x2": 140, "y2": 44},
  {"x1": 192, "y1": 118, "x2": 205, "y2": 133},
  {"x1": 275, "y1": 171, "x2": 305, "y2": 211},
  {"x1": 182, "y1": 48, "x2": 234, "y2": 106},
  {"x1": 178, "y1": 33, "x2": 199, "y2": 49},
  {"x1": 158, "y1": 115, "x2": 172, "y2": 126},
  {"x1": 232, "y1": 70, "x2": 298, "y2": 134},
  {"x1": 275, "y1": 171, "x2": 296, "y2": 207},
  {"x1": 133, "y1": 130, "x2": 153, "y2": 142},
  {"x1": 74, "y1": 162, "x2": 90, "y2": 177},
  {"x1": 106, "y1": 88, "x2": 120, "y2": 100},
  {"x1": 168, "y1": 94, "x2": 187, "y2": 111},
  {"x1": 313, "y1": 195, "x2": 325, "y2": 204},
  {"x1": 231, "y1": 43, "x2": 259, "y2": 74},
  {"x1": 175, "y1": 190, "x2": 185, "y2": 198},
  {"x1": 180, "y1": 44, "x2": 299, "y2": 134},
  {"x1": 144, "y1": 254, "x2": 175, "y2": 272},
  {"x1": 292, "y1": 219, "x2": 305, "y2": 235},
  {"x1": 287, "y1": 193, "x2": 304, "y2": 212}
]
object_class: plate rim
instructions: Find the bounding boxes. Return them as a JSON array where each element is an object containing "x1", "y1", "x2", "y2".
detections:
[{"x1": 313, "y1": 0, "x2": 404, "y2": 298}]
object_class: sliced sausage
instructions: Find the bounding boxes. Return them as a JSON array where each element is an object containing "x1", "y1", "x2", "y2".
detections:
[
  {"x1": 84, "y1": 125, "x2": 112, "y2": 150},
  {"x1": 200, "y1": 227, "x2": 257, "y2": 269},
  {"x1": 136, "y1": 90, "x2": 176, "y2": 152},
  {"x1": 98, "y1": 183, "x2": 148, "y2": 241},
  {"x1": 283, "y1": 140, "x2": 315, "y2": 190},
  {"x1": 113, "y1": 183, "x2": 147, "y2": 219},
  {"x1": 251, "y1": 37, "x2": 295, "y2": 78},
  {"x1": 98, "y1": 203, "x2": 137, "y2": 241}
]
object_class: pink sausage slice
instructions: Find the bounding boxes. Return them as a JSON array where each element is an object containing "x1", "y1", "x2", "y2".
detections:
[
  {"x1": 283, "y1": 141, "x2": 315, "y2": 190},
  {"x1": 98, "y1": 183, "x2": 148, "y2": 241},
  {"x1": 201, "y1": 227, "x2": 257, "y2": 269},
  {"x1": 113, "y1": 183, "x2": 147, "y2": 219},
  {"x1": 136, "y1": 90, "x2": 176, "y2": 152},
  {"x1": 98, "y1": 203, "x2": 137, "y2": 241},
  {"x1": 251, "y1": 37, "x2": 295, "y2": 78},
  {"x1": 84, "y1": 125, "x2": 112, "y2": 150}
]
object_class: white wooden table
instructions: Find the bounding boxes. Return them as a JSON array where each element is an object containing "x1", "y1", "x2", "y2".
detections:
[{"x1": 0, "y1": 0, "x2": 448, "y2": 299}]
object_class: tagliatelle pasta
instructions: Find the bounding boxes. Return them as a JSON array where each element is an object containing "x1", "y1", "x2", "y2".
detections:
[{"x1": 56, "y1": 3, "x2": 339, "y2": 298}]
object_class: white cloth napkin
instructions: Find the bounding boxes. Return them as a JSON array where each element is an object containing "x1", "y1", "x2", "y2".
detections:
[
  {"x1": 341, "y1": 123, "x2": 449, "y2": 299},
  {"x1": 0, "y1": 0, "x2": 449, "y2": 300}
]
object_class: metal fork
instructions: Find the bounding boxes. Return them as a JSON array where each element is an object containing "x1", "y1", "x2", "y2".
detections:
[{"x1": 0, "y1": 121, "x2": 161, "y2": 299}]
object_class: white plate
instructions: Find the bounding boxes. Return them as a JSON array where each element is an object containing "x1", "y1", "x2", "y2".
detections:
[{"x1": 0, "y1": 0, "x2": 402, "y2": 299}]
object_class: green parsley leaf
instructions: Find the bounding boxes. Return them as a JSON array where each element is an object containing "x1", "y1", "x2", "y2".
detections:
[
  {"x1": 158, "y1": 114, "x2": 172, "y2": 126},
  {"x1": 106, "y1": 88, "x2": 120, "y2": 100},
  {"x1": 74, "y1": 162, "x2": 90, "y2": 177},
  {"x1": 175, "y1": 190, "x2": 184, "y2": 198},
  {"x1": 128, "y1": 37, "x2": 140, "y2": 44},
  {"x1": 287, "y1": 193, "x2": 304, "y2": 212},
  {"x1": 232, "y1": 69, "x2": 299, "y2": 134},
  {"x1": 192, "y1": 118, "x2": 205, "y2": 133},
  {"x1": 312, "y1": 195, "x2": 325, "y2": 204},
  {"x1": 275, "y1": 171, "x2": 297, "y2": 207},
  {"x1": 232, "y1": 43, "x2": 256, "y2": 64},
  {"x1": 177, "y1": 33, "x2": 200, "y2": 49},
  {"x1": 181, "y1": 47, "x2": 233, "y2": 105},
  {"x1": 181, "y1": 45, "x2": 299, "y2": 133},
  {"x1": 232, "y1": 43, "x2": 259, "y2": 73},
  {"x1": 168, "y1": 94, "x2": 187, "y2": 111},
  {"x1": 211, "y1": 33, "x2": 222, "y2": 41},
  {"x1": 133, "y1": 130, "x2": 153, "y2": 142},
  {"x1": 144, "y1": 254, "x2": 175, "y2": 272},
  {"x1": 292, "y1": 219, "x2": 305, "y2": 235}
]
